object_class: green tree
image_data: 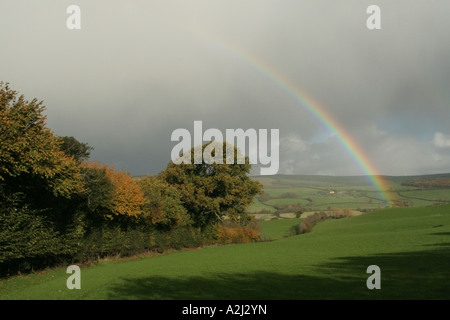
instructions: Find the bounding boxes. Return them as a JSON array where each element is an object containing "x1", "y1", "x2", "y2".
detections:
[
  {"x1": 78, "y1": 164, "x2": 115, "y2": 222},
  {"x1": 59, "y1": 136, "x2": 93, "y2": 163},
  {"x1": 159, "y1": 142, "x2": 263, "y2": 229},
  {"x1": 138, "y1": 175, "x2": 191, "y2": 230},
  {"x1": 0, "y1": 204, "x2": 62, "y2": 273}
]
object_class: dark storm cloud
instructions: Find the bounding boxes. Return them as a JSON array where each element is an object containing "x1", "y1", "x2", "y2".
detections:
[{"x1": 1, "y1": 0, "x2": 449, "y2": 176}]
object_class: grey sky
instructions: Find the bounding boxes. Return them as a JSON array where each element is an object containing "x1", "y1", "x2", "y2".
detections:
[{"x1": 1, "y1": 1, "x2": 449, "y2": 176}]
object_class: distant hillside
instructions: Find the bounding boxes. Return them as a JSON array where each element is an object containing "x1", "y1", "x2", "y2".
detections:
[
  {"x1": 401, "y1": 177, "x2": 450, "y2": 189},
  {"x1": 251, "y1": 173, "x2": 450, "y2": 188},
  {"x1": 384, "y1": 173, "x2": 450, "y2": 185}
]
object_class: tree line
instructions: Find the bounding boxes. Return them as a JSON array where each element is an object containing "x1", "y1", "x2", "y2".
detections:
[
  {"x1": 0, "y1": 82, "x2": 262, "y2": 276},
  {"x1": 401, "y1": 178, "x2": 450, "y2": 189}
]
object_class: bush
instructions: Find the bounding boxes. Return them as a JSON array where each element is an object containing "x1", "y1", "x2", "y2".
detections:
[
  {"x1": 298, "y1": 210, "x2": 352, "y2": 234},
  {"x1": 75, "y1": 225, "x2": 146, "y2": 261},
  {"x1": 74, "y1": 223, "x2": 206, "y2": 262},
  {"x1": 273, "y1": 203, "x2": 304, "y2": 215},
  {"x1": 215, "y1": 221, "x2": 260, "y2": 244},
  {"x1": 153, "y1": 226, "x2": 204, "y2": 251},
  {"x1": 0, "y1": 205, "x2": 68, "y2": 276}
]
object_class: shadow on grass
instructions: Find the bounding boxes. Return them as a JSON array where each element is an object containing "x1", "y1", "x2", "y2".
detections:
[
  {"x1": 316, "y1": 245, "x2": 450, "y2": 300},
  {"x1": 107, "y1": 243, "x2": 450, "y2": 300},
  {"x1": 430, "y1": 232, "x2": 450, "y2": 236},
  {"x1": 107, "y1": 270, "x2": 359, "y2": 300}
]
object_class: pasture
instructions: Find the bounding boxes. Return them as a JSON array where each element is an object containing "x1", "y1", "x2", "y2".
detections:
[
  {"x1": 1, "y1": 205, "x2": 449, "y2": 300},
  {"x1": 249, "y1": 174, "x2": 450, "y2": 219}
]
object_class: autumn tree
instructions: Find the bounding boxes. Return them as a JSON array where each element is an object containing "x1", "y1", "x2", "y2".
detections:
[
  {"x1": 0, "y1": 82, "x2": 84, "y2": 206},
  {"x1": 80, "y1": 162, "x2": 145, "y2": 219},
  {"x1": 159, "y1": 142, "x2": 263, "y2": 229},
  {"x1": 0, "y1": 83, "x2": 88, "y2": 273}
]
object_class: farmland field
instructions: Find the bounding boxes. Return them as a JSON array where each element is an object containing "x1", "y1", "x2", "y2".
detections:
[
  {"x1": 247, "y1": 197, "x2": 277, "y2": 213},
  {"x1": 1, "y1": 205, "x2": 449, "y2": 300},
  {"x1": 249, "y1": 174, "x2": 450, "y2": 219}
]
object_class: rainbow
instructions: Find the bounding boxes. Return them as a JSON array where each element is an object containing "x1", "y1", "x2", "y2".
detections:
[{"x1": 189, "y1": 27, "x2": 392, "y2": 207}]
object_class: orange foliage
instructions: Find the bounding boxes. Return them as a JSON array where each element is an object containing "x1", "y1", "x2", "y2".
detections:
[
  {"x1": 81, "y1": 161, "x2": 146, "y2": 217},
  {"x1": 216, "y1": 223, "x2": 260, "y2": 244}
]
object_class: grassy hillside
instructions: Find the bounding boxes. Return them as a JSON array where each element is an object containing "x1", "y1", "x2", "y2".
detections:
[
  {"x1": 259, "y1": 217, "x2": 302, "y2": 240},
  {"x1": 1, "y1": 205, "x2": 449, "y2": 300}
]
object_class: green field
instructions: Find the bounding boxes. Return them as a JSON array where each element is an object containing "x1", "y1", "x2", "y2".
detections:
[
  {"x1": 1, "y1": 205, "x2": 449, "y2": 300},
  {"x1": 249, "y1": 174, "x2": 450, "y2": 214},
  {"x1": 247, "y1": 197, "x2": 277, "y2": 213},
  {"x1": 259, "y1": 217, "x2": 303, "y2": 240}
]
